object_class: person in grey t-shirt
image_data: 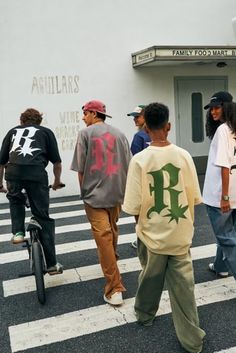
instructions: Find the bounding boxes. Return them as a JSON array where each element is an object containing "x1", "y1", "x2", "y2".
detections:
[{"x1": 71, "y1": 100, "x2": 131, "y2": 306}]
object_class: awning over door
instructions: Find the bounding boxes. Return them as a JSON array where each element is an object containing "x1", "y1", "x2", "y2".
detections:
[{"x1": 132, "y1": 45, "x2": 236, "y2": 67}]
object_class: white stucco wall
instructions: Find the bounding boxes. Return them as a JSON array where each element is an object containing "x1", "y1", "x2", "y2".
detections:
[{"x1": 0, "y1": 0, "x2": 236, "y2": 201}]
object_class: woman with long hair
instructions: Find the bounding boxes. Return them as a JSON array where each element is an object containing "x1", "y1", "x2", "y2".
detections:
[{"x1": 203, "y1": 94, "x2": 236, "y2": 280}]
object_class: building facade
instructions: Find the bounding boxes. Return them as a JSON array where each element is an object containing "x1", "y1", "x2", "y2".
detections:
[{"x1": 1, "y1": 0, "x2": 236, "y2": 200}]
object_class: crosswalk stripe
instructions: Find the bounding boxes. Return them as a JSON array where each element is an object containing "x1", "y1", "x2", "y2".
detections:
[
  {"x1": 8, "y1": 276, "x2": 236, "y2": 353},
  {"x1": 2, "y1": 198, "x2": 234, "y2": 353},
  {"x1": 3, "y1": 256, "x2": 138, "y2": 297},
  {"x1": 0, "y1": 215, "x2": 135, "y2": 243},
  {"x1": 0, "y1": 232, "x2": 136, "y2": 264},
  {"x1": 0, "y1": 226, "x2": 216, "y2": 264},
  {"x1": 0, "y1": 199, "x2": 84, "y2": 215},
  {"x1": 2, "y1": 243, "x2": 217, "y2": 297},
  {"x1": 214, "y1": 349, "x2": 236, "y2": 353},
  {"x1": 0, "y1": 210, "x2": 86, "y2": 226}
]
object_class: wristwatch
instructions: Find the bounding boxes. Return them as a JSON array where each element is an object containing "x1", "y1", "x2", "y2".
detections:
[{"x1": 222, "y1": 195, "x2": 230, "y2": 201}]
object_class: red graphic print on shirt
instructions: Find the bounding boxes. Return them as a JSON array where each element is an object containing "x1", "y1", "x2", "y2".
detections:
[{"x1": 90, "y1": 132, "x2": 120, "y2": 176}]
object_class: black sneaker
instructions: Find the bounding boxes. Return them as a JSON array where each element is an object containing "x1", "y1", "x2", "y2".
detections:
[{"x1": 137, "y1": 319, "x2": 155, "y2": 327}]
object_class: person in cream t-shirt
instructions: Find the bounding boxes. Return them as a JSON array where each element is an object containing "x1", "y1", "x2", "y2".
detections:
[{"x1": 123, "y1": 102, "x2": 205, "y2": 353}]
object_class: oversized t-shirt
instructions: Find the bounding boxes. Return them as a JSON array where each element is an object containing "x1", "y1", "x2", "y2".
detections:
[
  {"x1": 122, "y1": 144, "x2": 202, "y2": 255},
  {"x1": 203, "y1": 123, "x2": 236, "y2": 208},
  {"x1": 0, "y1": 124, "x2": 61, "y2": 183},
  {"x1": 71, "y1": 123, "x2": 131, "y2": 208}
]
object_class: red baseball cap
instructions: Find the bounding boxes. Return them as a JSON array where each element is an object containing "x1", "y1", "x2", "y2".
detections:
[{"x1": 82, "y1": 100, "x2": 112, "y2": 118}]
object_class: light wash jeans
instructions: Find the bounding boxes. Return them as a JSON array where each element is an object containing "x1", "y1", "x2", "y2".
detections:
[{"x1": 206, "y1": 205, "x2": 236, "y2": 279}]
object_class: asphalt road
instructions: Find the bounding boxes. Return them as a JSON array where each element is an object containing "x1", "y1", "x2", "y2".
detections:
[{"x1": 0, "y1": 191, "x2": 236, "y2": 353}]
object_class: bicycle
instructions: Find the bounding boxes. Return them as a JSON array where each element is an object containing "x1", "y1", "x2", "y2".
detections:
[
  {"x1": 19, "y1": 183, "x2": 65, "y2": 304},
  {"x1": 21, "y1": 217, "x2": 47, "y2": 304}
]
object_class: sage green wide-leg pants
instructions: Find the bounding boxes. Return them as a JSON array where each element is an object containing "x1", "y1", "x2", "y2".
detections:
[{"x1": 135, "y1": 240, "x2": 205, "y2": 353}]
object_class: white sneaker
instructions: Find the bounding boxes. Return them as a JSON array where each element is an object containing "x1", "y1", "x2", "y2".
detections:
[
  {"x1": 11, "y1": 232, "x2": 25, "y2": 244},
  {"x1": 47, "y1": 262, "x2": 63, "y2": 275},
  {"x1": 208, "y1": 263, "x2": 228, "y2": 278},
  {"x1": 104, "y1": 291, "x2": 124, "y2": 306}
]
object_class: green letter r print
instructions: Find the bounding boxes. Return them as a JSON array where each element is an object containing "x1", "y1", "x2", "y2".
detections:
[{"x1": 147, "y1": 163, "x2": 188, "y2": 223}]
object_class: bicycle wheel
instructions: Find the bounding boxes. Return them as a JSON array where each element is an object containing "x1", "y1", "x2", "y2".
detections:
[{"x1": 32, "y1": 241, "x2": 46, "y2": 304}]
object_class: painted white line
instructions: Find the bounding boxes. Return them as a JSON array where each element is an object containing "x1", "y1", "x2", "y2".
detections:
[
  {"x1": 0, "y1": 209, "x2": 85, "y2": 226},
  {"x1": 0, "y1": 231, "x2": 136, "y2": 264},
  {"x1": 0, "y1": 216, "x2": 135, "y2": 243},
  {"x1": 51, "y1": 200, "x2": 84, "y2": 207},
  {"x1": 2, "y1": 243, "x2": 217, "y2": 296},
  {"x1": 214, "y1": 348, "x2": 236, "y2": 353},
  {"x1": 0, "y1": 199, "x2": 84, "y2": 215},
  {"x1": 3, "y1": 255, "x2": 138, "y2": 296},
  {"x1": 8, "y1": 276, "x2": 236, "y2": 353},
  {"x1": 0, "y1": 209, "x2": 10, "y2": 215}
]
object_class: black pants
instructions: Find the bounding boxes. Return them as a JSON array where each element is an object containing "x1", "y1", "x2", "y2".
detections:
[{"x1": 6, "y1": 180, "x2": 57, "y2": 267}]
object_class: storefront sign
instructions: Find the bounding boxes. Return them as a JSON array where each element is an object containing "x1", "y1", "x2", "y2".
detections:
[{"x1": 132, "y1": 46, "x2": 236, "y2": 66}]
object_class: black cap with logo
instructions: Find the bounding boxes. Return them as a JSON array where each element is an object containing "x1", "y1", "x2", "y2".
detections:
[{"x1": 204, "y1": 91, "x2": 233, "y2": 110}]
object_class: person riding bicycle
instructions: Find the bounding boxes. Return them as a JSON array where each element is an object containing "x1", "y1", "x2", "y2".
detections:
[{"x1": 0, "y1": 108, "x2": 64, "y2": 275}]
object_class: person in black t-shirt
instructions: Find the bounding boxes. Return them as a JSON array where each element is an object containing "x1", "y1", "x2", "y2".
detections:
[{"x1": 0, "y1": 108, "x2": 64, "y2": 275}]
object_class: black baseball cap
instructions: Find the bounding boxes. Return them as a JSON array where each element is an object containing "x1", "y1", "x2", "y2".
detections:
[{"x1": 204, "y1": 91, "x2": 233, "y2": 109}]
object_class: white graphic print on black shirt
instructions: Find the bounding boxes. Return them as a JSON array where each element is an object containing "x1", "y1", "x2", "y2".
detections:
[
  {"x1": 0, "y1": 124, "x2": 61, "y2": 182},
  {"x1": 10, "y1": 127, "x2": 41, "y2": 157}
]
